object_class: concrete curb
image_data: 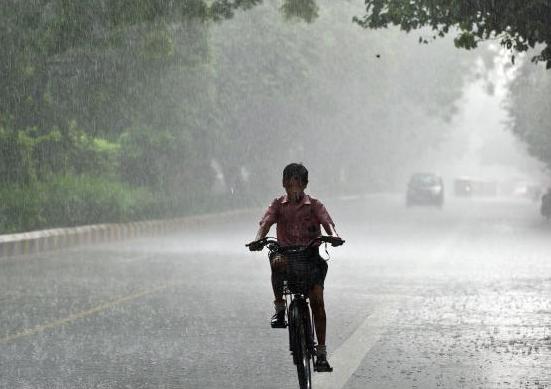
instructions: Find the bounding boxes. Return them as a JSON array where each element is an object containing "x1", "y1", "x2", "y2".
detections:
[{"x1": 0, "y1": 208, "x2": 257, "y2": 259}]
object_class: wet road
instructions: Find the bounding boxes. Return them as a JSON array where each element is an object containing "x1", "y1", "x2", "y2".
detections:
[{"x1": 1, "y1": 194, "x2": 551, "y2": 389}]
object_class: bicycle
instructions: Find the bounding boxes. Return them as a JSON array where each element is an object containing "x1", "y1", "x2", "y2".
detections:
[{"x1": 247, "y1": 235, "x2": 344, "y2": 389}]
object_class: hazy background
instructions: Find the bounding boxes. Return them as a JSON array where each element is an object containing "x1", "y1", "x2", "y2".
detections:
[{"x1": 1, "y1": 0, "x2": 549, "y2": 233}]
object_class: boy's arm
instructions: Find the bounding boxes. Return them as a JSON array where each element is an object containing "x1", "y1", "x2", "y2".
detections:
[
  {"x1": 249, "y1": 198, "x2": 278, "y2": 250},
  {"x1": 316, "y1": 200, "x2": 340, "y2": 237},
  {"x1": 322, "y1": 222, "x2": 339, "y2": 237},
  {"x1": 322, "y1": 219, "x2": 345, "y2": 246},
  {"x1": 248, "y1": 223, "x2": 271, "y2": 251},
  {"x1": 255, "y1": 223, "x2": 271, "y2": 241}
]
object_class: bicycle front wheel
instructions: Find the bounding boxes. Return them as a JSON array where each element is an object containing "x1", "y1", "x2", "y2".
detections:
[{"x1": 295, "y1": 314, "x2": 312, "y2": 389}]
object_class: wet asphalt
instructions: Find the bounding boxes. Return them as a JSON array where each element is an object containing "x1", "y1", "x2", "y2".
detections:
[{"x1": 1, "y1": 194, "x2": 550, "y2": 389}]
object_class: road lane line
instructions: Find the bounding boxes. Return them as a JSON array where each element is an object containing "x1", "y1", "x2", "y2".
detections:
[
  {"x1": 0, "y1": 283, "x2": 177, "y2": 344},
  {"x1": 313, "y1": 304, "x2": 397, "y2": 389}
]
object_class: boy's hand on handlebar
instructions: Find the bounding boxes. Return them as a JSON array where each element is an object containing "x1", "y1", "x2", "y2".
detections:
[
  {"x1": 327, "y1": 236, "x2": 345, "y2": 246},
  {"x1": 247, "y1": 240, "x2": 264, "y2": 251}
]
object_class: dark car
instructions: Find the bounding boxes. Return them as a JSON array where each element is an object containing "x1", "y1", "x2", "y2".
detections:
[{"x1": 406, "y1": 173, "x2": 444, "y2": 207}]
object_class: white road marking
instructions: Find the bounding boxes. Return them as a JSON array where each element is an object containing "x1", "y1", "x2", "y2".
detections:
[{"x1": 312, "y1": 304, "x2": 397, "y2": 389}]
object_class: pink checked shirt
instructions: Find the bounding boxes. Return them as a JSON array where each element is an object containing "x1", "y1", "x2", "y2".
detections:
[{"x1": 259, "y1": 194, "x2": 335, "y2": 247}]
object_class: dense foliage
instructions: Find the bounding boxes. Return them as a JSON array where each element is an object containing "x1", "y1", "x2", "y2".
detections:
[
  {"x1": 0, "y1": 0, "x2": 255, "y2": 233},
  {"x1": 507, "y1": 59, "x2": 551, "y2": 170},
  {"x1": 1, "y1": 0, "x2": 481, "y2": 233},
  {"x1": 210, "y1": 1, "x2": 477, "y2": 194},
  {"x1": 354, "y1": 0, "x2": 551, "y2": 69}
]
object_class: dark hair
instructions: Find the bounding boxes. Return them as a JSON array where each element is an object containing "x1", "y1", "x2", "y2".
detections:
[{"x1": 283, "y1": 163, "x2": 308, "y2": 185}]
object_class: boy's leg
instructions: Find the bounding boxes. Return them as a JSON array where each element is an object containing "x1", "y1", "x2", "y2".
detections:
[
  {"x1": 311, "y1": 254, "x2": 329, "y2": 345},
  {"x1": 309, "y1": 284, "x2": 326, "y2": 346},
  {"x1": 271, "y1": 270, "x2": 284, "y2": 301},
  {"x1": 272, "y1": 270, "x2": 285, "y2": 304},
  {"x1": 271, "y1": 261, "x2": 286, "y2": 328},
  {"x1": 310, "y1": 284, "x2": 333, "y2": 372},
  {"x1": 270, "y1": 253, "x2": 287, "y2": 299}
]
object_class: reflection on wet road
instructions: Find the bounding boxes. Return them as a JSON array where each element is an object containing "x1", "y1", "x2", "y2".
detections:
[{"x1": 1, "y1": 195, "x2": 550, "y2": 388}]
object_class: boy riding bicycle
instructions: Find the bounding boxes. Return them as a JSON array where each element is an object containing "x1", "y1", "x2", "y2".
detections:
[{"x1": 248, "y1": 163, "x2": 342, "y2": 372}]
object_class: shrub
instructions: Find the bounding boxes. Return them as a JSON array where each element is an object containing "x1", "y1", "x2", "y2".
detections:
[
  {"x1": 40, "y1": 174, "x2": 156, "y2": 227},
  {"x1": 0, "y1": 185, "x2": 45, "y2": 233},
  {"x1": 0, "y1": 175, "x2": 155, "y2": 234}
]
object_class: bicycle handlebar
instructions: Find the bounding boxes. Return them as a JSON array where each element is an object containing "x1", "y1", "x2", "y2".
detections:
[{"x1": 246, "y1": 235, "x2": 344, "y2": 252}]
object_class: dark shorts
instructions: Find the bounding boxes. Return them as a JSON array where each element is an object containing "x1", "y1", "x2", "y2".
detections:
[{"x1": 270, "y1": 248, "x2": 328, "y2": 292}]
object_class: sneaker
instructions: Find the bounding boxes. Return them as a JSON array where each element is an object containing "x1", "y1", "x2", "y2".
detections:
[
  {"x1": 314, "y1": 354, "x2": 333, "y2": 372},
  {"x1": 270, "y1": 310, "x2": 286, "y2": 328}
]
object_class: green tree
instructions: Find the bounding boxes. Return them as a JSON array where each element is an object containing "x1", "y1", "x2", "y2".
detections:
[
  {"x1": 353, "y1": 1, "x2": 551, "y2": 69},
  {"x1": 507, "y1": 59, "x2": 551, "y2": 169},
  {"x1": 208, "y1": 0, "x2": 478, "y2": 194},
  {"x1": 0, "y1": 0, "x2": 262, "y2": 132}
]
